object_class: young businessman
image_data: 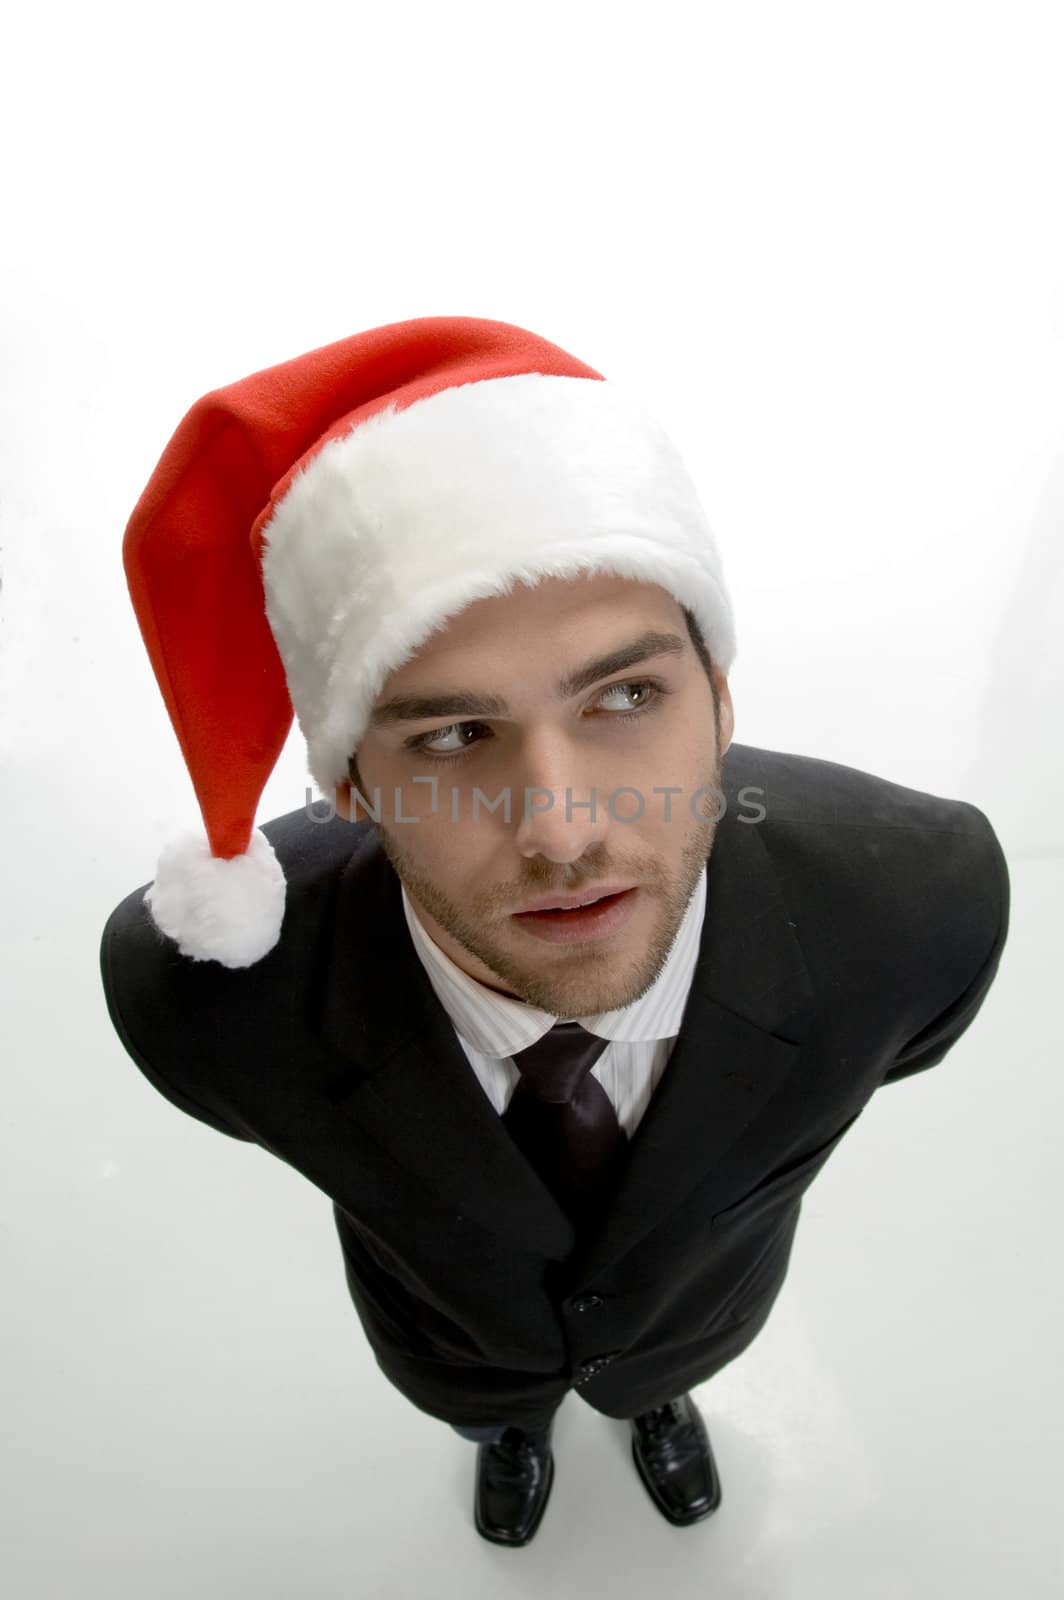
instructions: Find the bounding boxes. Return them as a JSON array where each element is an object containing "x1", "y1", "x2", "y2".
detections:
[{"x1": 100, "y1": 316, "x2": 1010, "y2": 1547}]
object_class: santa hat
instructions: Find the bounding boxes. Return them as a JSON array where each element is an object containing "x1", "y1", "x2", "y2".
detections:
[{"x1": 123, "y1": 314, "x2": 736, "y2": 969}]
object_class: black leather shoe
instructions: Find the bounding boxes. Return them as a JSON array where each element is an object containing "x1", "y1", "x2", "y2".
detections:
[
  {"x1": 474, "y1": 1421, "x2": 556, "y2": 1546},
  {"x1": 629, "y1": 1393, "x2": 721, "y2": 1526}
]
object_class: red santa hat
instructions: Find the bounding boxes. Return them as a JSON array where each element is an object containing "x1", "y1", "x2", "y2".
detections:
[{"x1": 122, "y1": 314, "x2": 736, "y2": 969}]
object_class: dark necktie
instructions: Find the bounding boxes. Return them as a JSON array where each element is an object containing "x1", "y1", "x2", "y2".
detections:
[{"x1": 502, "y1": 1020, "x2": 630, "y2": 1233}]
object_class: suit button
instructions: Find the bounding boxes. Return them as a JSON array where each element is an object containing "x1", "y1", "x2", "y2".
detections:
[
  {"x1": 572, "y1": 1294, "x2": 604, "y2": 1312},
  {"x1": 578, "y1": 1350, "x2": 620, "y2": 1377}
]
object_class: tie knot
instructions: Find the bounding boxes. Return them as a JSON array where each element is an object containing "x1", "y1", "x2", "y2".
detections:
[{"x1": 511, "y1": 1020, "x2": 611, "y2": 1104}]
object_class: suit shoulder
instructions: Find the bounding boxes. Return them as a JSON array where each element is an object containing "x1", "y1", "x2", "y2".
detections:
[
  {"x1": 102, "y1": 803, "x2": 371, "y2": 980},
  {"x1": 725, "y1": 741, "x2": 995, "y2": 836},
  {"x1": 724, "y1": 742, "x2": 1009, "y2": 992},
  {"x1": 98, "y1": 805, "x2": 375, "y2": 1129}
]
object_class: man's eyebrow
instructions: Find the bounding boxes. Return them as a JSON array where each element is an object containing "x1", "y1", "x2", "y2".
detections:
[{"x1": 368, "y1": 629, "x2": 688, "y2": 729}]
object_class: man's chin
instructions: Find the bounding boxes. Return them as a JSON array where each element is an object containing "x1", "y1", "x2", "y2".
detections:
[{"x1": 483, "y1": 906, "x2": 678, "y2": 1015}]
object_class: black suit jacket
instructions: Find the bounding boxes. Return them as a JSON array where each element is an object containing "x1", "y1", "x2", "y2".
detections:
[{"x1": 98, "y1": 743, "x2": 1010, "y2": 1429}]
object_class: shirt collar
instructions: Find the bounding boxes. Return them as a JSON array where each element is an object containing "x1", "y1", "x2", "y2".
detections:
[{"x1": 400, "y1": 867, "x2": 706, "y2": 1058}]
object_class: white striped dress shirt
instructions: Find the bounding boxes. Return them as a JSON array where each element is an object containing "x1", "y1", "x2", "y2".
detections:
[{"x1": 400, "y1": 867, "x2": 706, "y2": 1139}]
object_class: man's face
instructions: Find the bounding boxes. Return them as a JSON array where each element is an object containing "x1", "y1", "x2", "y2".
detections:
[{"x1": 347, "y1": 573, "x2": 734, "y2": 1017}]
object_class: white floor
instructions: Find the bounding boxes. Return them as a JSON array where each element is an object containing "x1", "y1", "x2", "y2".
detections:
[{"x1": 3, "y1": 854, "x2": 1059, "y2": 1600}]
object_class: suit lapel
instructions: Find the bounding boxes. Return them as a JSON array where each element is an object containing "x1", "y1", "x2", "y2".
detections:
[
  {"x1": 315, "y1": 780, "x2": 814, "y2": 1272},
  {"x1": 317, "y1": 827, "x2": 576, "y2": 1257}
]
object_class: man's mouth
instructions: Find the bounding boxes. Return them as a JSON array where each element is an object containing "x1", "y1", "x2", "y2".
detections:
[
  {"x1": 514, "y1": 885, "x2": 635, "y2": 914},
  {"x1": 510, "y1": 887, "x2": 640, "y2": 942}
]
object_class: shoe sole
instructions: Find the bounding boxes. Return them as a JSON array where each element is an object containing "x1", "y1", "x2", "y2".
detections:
[{"x1": 474, "y1": 1449, "x2": 555, "y2": 1546}]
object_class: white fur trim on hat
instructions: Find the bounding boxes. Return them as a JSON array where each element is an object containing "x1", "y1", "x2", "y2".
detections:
[
  {"x1": 259, "y1": 371, "x2": 736, "y2": 798},
  {"x1": 143, "y1": 826, "x2": 286, "y2": 967}
]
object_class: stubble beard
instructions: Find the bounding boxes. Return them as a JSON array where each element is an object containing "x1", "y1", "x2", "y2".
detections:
[{"x1": 373, "y1": 749, "x2": 723, "y2": 1016}]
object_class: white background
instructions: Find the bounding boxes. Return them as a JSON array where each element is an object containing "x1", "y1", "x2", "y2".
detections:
[{"x1": 1, "y1": 2, "x2": 1060, "y2": 1595}]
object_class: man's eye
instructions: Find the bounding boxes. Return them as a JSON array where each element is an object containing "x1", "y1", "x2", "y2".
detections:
[{"x1": 402, "y1": 678, "x2": 670, "y2": 763}]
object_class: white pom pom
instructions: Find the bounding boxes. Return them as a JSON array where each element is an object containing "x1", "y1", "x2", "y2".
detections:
[{"x1": 143, "y1": 827, "x2": 286, "y2": 968}]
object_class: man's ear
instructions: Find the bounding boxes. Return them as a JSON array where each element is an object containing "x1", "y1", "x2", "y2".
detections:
[
  {"x1": 333, "y1": 778, "x2": 354, "y2": 821},
  {"x1": 716, "y1": 674, "x2": 735, "y2": 757},
  {"x1": 345, "y1": 761, "x2": 381, "y2": 824}
]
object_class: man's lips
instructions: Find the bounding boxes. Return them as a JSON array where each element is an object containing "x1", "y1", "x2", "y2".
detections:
[{"x1": 513, "y1": 885, "x2": 636, "y2": 915}]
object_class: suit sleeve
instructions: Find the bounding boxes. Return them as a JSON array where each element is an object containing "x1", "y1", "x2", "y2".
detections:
[
  {"x1": 99, "y1": 902, "x2": 255, "y2": 1142},
  {"x1": 879, "y1": 805, "x2": 1010, "y2": 1088}
]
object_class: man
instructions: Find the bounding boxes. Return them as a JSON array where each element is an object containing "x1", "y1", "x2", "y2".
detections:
[{"x1": 99, "y1": 316, "x2": 1010, "y2": 1547}]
